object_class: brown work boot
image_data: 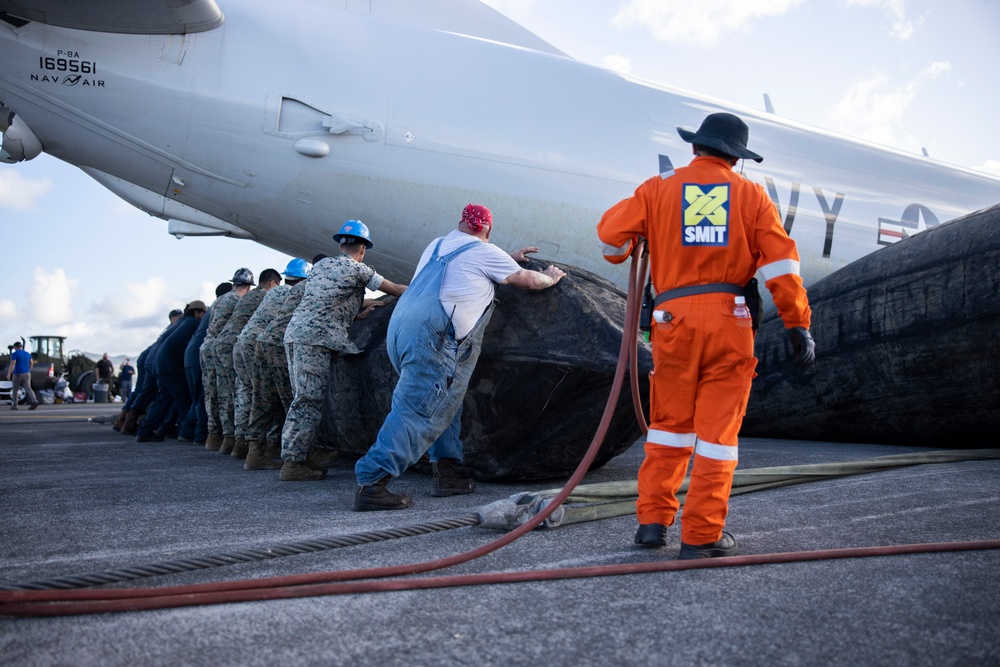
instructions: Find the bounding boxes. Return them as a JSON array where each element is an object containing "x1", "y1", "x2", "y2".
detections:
[
  {"x1": 205, "y1": 433, "x2": 223, "y2": 451},
  {"x1": 279, "y1": 460, "x2": 326, "y2": 481},
  {"x1": 244, "y1": 440, "x2": 282, "y2": 470},
  {"x1": 264, "y1": 441, "x2": 282, "y2": 460},
  {"x1": 354, "y1": 476, "x2": 412, "y2": 511},
  {"x1": 112, "y1": 410, "x2": 127, "y2": 432},
  {"x1": 431, "y1": 458, "x2": 476, "y2": 497},
  {"x1": 121, "y1": 410, "x2": 141, "y2": 436},
  {"x1": 305, "y1": 448, "x2": 339, "y2": 473},
  {"x1": 230, "y1": 437, "x2": 249, "y2": 459},
  {"x1": 219, "y1": 435, "x2": 236, "y2": 455}
]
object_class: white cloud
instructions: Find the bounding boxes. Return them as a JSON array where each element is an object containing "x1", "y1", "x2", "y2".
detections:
[
  {"x1": 0, "y1": 171, "x2": 53, "y2": 210},
  {"x1": 94, "y1": 277, "x2": 170, "y2": 322},
  {"x1": 830, "y1": 62, "x2": 951, "y2": 151},
  {"x1": 54, "y1": 321, "x2": 95, "y2": 343},
  {"x1": 602, "y1": 54, "x2": 632, "y2": 74},
  {"x1": 200, "y1": 281, "x2": 221, "y2": 304},
  {"x1": 28, "y1": 267, "x2": 78, "y2": 326},
  {"x1": 0, "y1": 298, "x2": 16, "y2": 321},
  {"x1": 973, "y1": 160, "x2": 1000, "y2": 178},
  {"x1": 846, "y1": 0, "x2": 922, "y2": 40},
  {"x1": 612, "y1": 0, "x2": 802, "y2": 45}
]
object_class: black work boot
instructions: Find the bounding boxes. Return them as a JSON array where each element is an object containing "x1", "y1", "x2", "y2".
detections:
[
  {"x1": 634, "y1": 523, "x2": 667, "y2": 547},
  {"x1": 431, "y1": 458, "x2": 475, "y2": 497},
  {"x1": 354, "y1": 476, "x2": 412, "y2": 511},
  {"x1": 678, "y1": 531, "x2": 738, "y2": 559},
  {"x1": 279, "y1": 460, "x2": 326, "y2": 481}
]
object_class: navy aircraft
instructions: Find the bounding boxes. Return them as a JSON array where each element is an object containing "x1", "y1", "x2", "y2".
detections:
[{"x1": 1, "y1": 0, "x2": 999, "y2": 290}]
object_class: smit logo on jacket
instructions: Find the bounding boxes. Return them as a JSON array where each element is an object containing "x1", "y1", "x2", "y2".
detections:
[{"x1": 682, "y1": 183, "x2": 729, "y2": 246}]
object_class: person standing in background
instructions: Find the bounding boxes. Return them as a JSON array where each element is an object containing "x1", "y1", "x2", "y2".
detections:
[
  {"x1": 118, "y1": 358, "x2": 135, "y2": 401},
  {"x1": 5, "y1": 341, "x2": 39, "y2": 410}
]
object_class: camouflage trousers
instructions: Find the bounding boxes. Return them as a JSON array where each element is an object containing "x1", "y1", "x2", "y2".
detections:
[
  {"x1": 281, "y1": 343, "x2": 335, "y2": 462},
  {"x1": 199, "y1": 344, "x2": 222, "y2": 436},
  {"x1": 246, "y1": 340, "x2": 291, "y2": 443},
  {"x1": 214, "y1": 341, "x2": 237, "y2": 437},
  {"x1": 233, "y1": 339, "x2": 255, "y2": 440}
]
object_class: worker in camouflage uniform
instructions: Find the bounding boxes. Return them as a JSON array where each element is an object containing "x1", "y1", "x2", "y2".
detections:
[
  {"x1": 237, "y1": 258, "x2": 307, "y2": 469},
  {"x1": 228, "y1": 268, "x2": 285, "y2": 460},
  {"x1": 280, "y1": 222, "x2": 406, "y2": 481},
  {"x1": 248, "y1": 255, "x2": 325, "y2": 473},
  {"x1": 200, "y1": 268, "x2": 254, "y2": 451},
  {"x1": 211, "y1": 268, "x2": 281, "y2": 457}
]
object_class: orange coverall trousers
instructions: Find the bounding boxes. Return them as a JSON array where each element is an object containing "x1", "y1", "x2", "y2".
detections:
[{"x1": 639, "y1": 293, "x2": 757, "y2": 545}]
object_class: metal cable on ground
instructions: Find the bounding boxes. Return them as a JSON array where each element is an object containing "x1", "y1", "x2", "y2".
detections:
[
  {"x1": 0, "y1": 515, "x2": 481, "y2": 592},
  {"x1": 8, "y1": 448, "x2": 996, "y2": 593},
  {"x1": 0, "y1": 243, "x2": 647, "y2": 615},
  {"x1": 3, "y1": 539, "x2": 998, "y2": 616}
]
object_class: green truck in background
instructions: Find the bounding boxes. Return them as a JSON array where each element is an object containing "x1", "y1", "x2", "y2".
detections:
[{"x1": 1, "y1": 335, "x2": 109, "y2": 404}]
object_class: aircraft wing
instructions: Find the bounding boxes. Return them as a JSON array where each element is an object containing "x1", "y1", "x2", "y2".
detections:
[{"x1": 0, "y1": 0, "x2": 224, "y2": 34}]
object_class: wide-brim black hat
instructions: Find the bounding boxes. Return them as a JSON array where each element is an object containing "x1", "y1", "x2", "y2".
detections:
[{"x1": 677, "y1": 112, "x2": 763, "y2": 163}]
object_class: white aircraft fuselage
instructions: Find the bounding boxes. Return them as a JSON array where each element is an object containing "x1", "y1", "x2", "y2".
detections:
[{"x1": 1, "y1": 0, "x2": 999, "y2": 291}]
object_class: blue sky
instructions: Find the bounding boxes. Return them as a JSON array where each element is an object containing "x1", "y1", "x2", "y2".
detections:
[{"x1": 2, "y1": 0, "x2": 998, "y2": 357}]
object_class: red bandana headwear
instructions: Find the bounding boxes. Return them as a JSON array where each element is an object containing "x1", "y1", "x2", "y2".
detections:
[{"x1": 461, "y1": 204, "x2": 493, "y2": 234}]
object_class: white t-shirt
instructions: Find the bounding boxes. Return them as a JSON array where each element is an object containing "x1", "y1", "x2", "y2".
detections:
[{"x1": 414, "y1": 229, "x2": 522, "y2": 339}]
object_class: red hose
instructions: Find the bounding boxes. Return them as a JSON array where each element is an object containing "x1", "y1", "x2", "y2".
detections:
[
  {"x1": 3, "y1": 539, "x2": 997, "y2": 616},
  {"x1": 629, "y1": 245, "x2": 649, "y2": 435},
  {"x1": 0, "y1": 246, "x2": 647, "y2": 615}
]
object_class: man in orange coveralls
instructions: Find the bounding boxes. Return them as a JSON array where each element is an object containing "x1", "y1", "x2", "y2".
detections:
[{"x1": 597, "y1": 112, "x2": 815, "y2": 559}]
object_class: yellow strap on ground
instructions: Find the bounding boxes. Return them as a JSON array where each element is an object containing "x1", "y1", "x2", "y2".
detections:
[{"x1": 525, "y1": 449, "x2": 1000, "y2": 527}]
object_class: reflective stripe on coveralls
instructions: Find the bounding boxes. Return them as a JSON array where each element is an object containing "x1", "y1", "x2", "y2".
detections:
[
  {"x1": 599, "y1": 240, "x2": 631, "y2": 259},
  {"x1": 354, "y1": 239, "x2": 492, "y2": 486}
]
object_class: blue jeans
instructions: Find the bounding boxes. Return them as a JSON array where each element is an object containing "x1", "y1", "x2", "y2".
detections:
[
  {"x1": 355, "y1": 238, "x2": 490, "y2": 486},
  {"x1": 181, "y1": 365, "x2": 207, "y2": 442},
  {"x1": 354, "y1": 323, "x2": 483, "y2": 485}
]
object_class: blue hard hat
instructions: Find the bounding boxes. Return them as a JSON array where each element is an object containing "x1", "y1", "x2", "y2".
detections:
[
  {"x1": 282, "y1": 258, "x2": 309, "y2": 279},
  {"x1": 333, "y1": 220, "x2": 373, "y2": 249}
]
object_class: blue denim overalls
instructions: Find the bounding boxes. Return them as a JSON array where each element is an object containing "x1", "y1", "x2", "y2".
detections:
[{"x1": 355, "y1": 238, "x2": 495, "y2": 485}]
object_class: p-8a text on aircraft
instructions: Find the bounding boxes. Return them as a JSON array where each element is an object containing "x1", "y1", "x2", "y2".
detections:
[{"x1": 1, "y1": 0, "x2": 998, "y2": 290}]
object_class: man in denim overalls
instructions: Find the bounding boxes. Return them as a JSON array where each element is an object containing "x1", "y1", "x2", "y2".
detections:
[{"x1": 354, "y1": 204, "x2": 565, "y2": 510}]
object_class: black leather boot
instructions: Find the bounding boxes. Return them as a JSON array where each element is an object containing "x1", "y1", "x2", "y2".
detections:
[
  {"x1": 679, "y1": 531, "x2": 738, "y2": 559},
  {"x1": 634, "y1": 523, "x2": 667, "y2": 547}
]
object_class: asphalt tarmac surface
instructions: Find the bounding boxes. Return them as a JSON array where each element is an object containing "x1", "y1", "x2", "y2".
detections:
[{"x1": 1, "y1": 403, "x2": 998, "y2": 666}]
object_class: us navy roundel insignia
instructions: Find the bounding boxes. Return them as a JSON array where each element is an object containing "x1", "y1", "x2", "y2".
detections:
[{"x1": 682, "y1": 183, "x2": 729, "y2": 246}]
